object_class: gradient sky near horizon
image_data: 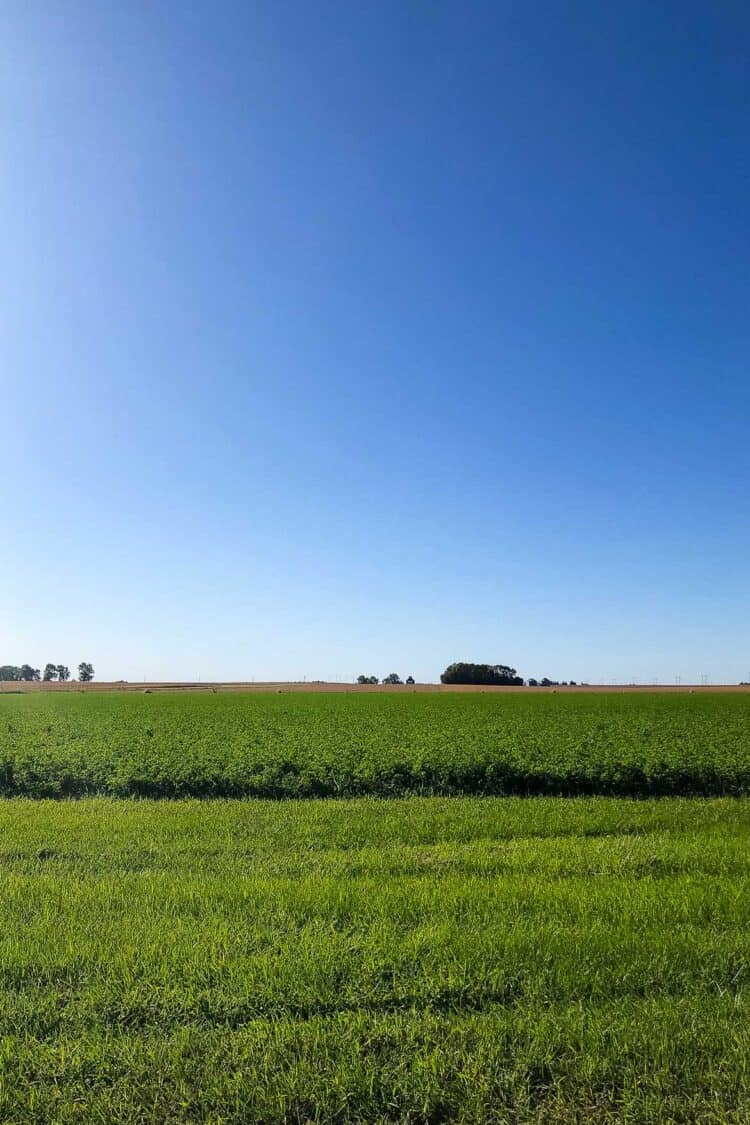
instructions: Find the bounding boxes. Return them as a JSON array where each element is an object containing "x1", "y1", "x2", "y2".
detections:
[{"x1": 2, "y1": 1, "x2": 749, "y2": 684}]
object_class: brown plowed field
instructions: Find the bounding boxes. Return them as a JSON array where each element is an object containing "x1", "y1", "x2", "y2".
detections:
[{"x1": 1, "y1": 681, "x2": 748, "y2": 694}]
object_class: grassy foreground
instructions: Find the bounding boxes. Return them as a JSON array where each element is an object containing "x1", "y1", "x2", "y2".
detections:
[
  {"x1": 2, "y1": 689, "x2": 750, "y2": 796},
  {"x1": 0, "y1": 796, "x2": 748, "y2": 1122}
]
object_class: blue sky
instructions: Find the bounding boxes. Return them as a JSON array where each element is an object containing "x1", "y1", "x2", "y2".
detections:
[{"x1": 2, "y1": 1, "x2": 749, "y2": 684}]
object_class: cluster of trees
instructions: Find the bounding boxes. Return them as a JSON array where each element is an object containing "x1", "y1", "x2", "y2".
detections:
[
  {"x1": 0, "y1": 662, "x2": 95, "y2": 683},
  {"x1": 440, "y1": 663, "x2": 523, "y2": 686},
  {"x1": 357, "y1": 674, "x2": 416, "y2": 685},
  {"x1": 527, "y1": 677, "x2": 577, "y2": 687},
  {"x1": 0, "y1": 664, "x2": 43, "y2": 682}
]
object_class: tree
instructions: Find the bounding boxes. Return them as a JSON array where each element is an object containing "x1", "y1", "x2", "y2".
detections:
[
  {"x1": 56, "y1": 665, "x2": 70, "y2": 683},
  {"x1": 0, "y1": 666, "x2": 21, "y2": 681},
  {"x1": 382, "y1": 673, "x2": 402, "y2": 685},
  {"x1": 19, "y1": 665, "x2": 40, "y2": 682},
  {"x1": 527, "y1": 678, "x2": 538, "y2": 687},
  {"x1": 43, "y1": 664, "x2": 57, "y2": 682},
  {"x1": 78, "y1": 662, "x2": 94, "y2": 682},
  {"x1": 440, "y1": 663, "x2": 523, "y2": 686},
  {"x1": 405, "y1": 675, "x2": 415, "y2": 685}
]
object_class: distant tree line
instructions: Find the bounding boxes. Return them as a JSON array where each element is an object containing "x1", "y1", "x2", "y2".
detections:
[
  {"x1": 356, "y1": 674, "x2": 416, "y2": 685},
  {"x1": 527, "y1": 678, "x2": 578, "y2": 687},
  {"x1": 0, "y1": 663, "x2": 94, "y2": 682},
  {"x1": 439, "y1": 663, "x2": 582, "y2": 687},
  {"x1": 357, "y1": 665, "x2": 585, "y2": 687}
]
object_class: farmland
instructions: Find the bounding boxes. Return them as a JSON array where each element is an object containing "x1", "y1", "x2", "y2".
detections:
[
  {"x1": 0, "y1": 689, "x2": 749, "y2": 797},
  {"x1": 0, "y1": 796, "x2": 749, "y2": 1122},
  {"x1": 2, "y1": 691, "x2": 750, "y2": 1121}
]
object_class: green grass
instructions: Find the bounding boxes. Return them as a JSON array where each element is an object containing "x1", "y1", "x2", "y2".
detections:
[
  {"x1": 1, "y1": 689, "x2": 749, "y2": 796},
  {"x1": 0, "y1": 796, "x2": 748, "y2": 1121}
]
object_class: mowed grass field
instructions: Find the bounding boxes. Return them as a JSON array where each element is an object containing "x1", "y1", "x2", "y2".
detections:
[
  {"x1": 0, "y1": 797, "x2": 749, "y2": 1122},
  {"x1": 0, "y1": 689, "x2": 749, "y2": 796}
]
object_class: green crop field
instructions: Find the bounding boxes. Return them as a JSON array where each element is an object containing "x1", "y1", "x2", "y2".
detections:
[
  {"x1": 2, "y1": 692, "x2": 750, "y2": 1120},
  {"x1": 0, "y1": 689, "x2": 749, "y2": 797},
  {"x1": 0, "y1": 796, "x2": 749, "y2": 1122}
]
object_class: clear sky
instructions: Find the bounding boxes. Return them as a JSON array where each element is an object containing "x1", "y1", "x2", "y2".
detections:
[{"x1": 2, "y1": 1, "x2": 748, "y2": 684}]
